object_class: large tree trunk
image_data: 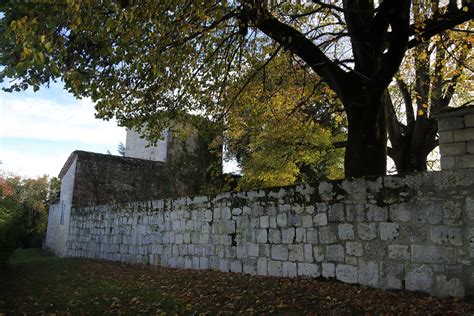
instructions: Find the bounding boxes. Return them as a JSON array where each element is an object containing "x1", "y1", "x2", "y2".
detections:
[
  {"x1": 344, "y1": 93, "x2": 387, "y2": 178},
  {"x1": 388, "y1": 119, "x2": 438, "y2": 173},
  {"x1": 387, "y1": 93, "x2": 439, "y2": 173}
]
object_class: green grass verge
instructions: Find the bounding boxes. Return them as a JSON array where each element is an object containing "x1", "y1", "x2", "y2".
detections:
[{"x1": 0, "y1": 249, "x2": 184, "y2": 314}]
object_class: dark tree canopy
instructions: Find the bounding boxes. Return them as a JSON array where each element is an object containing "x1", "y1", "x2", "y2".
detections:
[{"x1": 1, "y1": 0, "x2": 472, "y2": 177}]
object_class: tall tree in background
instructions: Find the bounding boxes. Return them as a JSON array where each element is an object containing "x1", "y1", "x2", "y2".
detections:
[
  {"x1": 387, "y1": 5, "x2": 473, "y2": 173},
  {"x1": 1, "y1": 1, "x2": 473, "y2": 177},
  {"x1": 226, "y1": 52, "x2": 345, "y2": 188}
]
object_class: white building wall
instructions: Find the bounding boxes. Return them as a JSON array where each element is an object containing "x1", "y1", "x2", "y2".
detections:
[
  {"x1": 125, "y1": 129, "x2": 168, "y2": 162},
  {"x1": 44, "y1": 157, "x2": 77, "y2": 256}
]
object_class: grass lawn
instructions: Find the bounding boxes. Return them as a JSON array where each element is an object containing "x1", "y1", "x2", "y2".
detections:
[{"x1": 1, "y1": 249, "x2": 473, "y2": 315}]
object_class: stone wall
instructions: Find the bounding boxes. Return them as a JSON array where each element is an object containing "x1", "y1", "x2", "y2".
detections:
[
  {"x1": 45, "y1": 157, "x2": 77, "y2": 255},
  {"x1": 437, "y1": 105, "x2": 474, "y2": 170},
  {"x1": 65, "y1": 169, "x2": 474, "y2": 297}
]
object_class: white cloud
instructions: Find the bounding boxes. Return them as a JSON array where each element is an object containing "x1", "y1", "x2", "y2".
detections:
[
  {"x1": 0, "y1": 148, "x2": 69, "y2": 178},
  {"x1": 0, "y1": 95, "x2": 124, "y2": 145}
]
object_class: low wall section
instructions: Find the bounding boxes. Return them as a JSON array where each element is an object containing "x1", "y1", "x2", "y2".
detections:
[{"x1": 64, "y1": 169, "x2": 474, "y2": 297}]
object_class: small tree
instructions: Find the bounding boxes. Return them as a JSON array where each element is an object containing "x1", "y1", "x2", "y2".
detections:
[{"x1": 117, "y1": 142, "x2": 126, "y2": 156}]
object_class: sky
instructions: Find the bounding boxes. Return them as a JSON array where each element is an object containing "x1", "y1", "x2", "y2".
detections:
[{"x1": 0, "y1": 81, "x2": 126, "y2": 178}]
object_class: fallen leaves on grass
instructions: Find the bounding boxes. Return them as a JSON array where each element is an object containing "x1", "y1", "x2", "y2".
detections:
[{"x1": 1, "y1": 255, "x2": 474, "y2": 315}]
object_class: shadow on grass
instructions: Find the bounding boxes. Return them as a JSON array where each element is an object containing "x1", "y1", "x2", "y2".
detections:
[{"x1": 0, "y1": 248, "x2": 184, "y2": 314}]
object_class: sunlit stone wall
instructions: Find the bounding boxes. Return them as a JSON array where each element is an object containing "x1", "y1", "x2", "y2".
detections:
[{"x1": 65, "y1": 169, "x2": 474, "y2": 298}]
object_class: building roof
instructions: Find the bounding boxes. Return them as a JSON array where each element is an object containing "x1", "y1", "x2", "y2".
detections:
[{"x1": 58, "y1": 150, "x2": 164, "y2": 178}]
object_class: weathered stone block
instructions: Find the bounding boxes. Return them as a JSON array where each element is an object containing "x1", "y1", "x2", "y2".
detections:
[
  {"x1": 260, "y1": 216, "x2": 269, "y2": 228},
  {"x1": 289, "y1": 244, "x2": 305, "y2": 262},
  {"x1": 219, "y1": 259, "x2": 229, "y2": 272},
  {"x1": 313, "y1": 246, "x2": 325, "y2": 262},
  {"x1": 455, "y1": 155, "x2": 474, "y2": 169},
  {"x1": 259, "y1": 244, "x2": 270, "y2": 257},
  {"x1": 389, "y1": 204, "x2": 411, "y2": 222},
  {"x1": 269, "y1": 216, "x2": 277, "y2": 228},
  {"x1": 277, "y1": 213, "x2": 287, "y2": 227},
  {"x1": 282, "y1": 261, "x2": 297, "y2": 277},
  {"x1": 269, "y1": 229, "x2": 281, "y2": 244},
  {"x1": 430, "y1": 226, "x2": 462, "y2": 246},
  {"x1": 436, "y1": 275, "x2": 464, "y2": 297},
  {"x1": 256, "y1": 229, "x2": 268, "y2": 244},
  {"x1": 400, "y1": 225, "x2": 427, "y2": 243},
  {"x1": 306, "y1": 228, "x2": 318, "y2": 243},
  {"x1": 467, "y1": 141, "x2": 474, "y2": 154},
  {"x1": 388, "y1": 245, "x2": 410, "y2": 261},
  {"x1": 304, "y1": 244, "x2": 313, "y2": 262},
  {"x1": 306, "y1": 205, "x2": 315, "y2": 214},
  {"x1": 328, "y1": 204, "x2": 345, "y2": 221},
  {"x1": 322, "y1": 263, "x2": 335, "y2": 278},
  {"x1": 243, "y1": 258, "x2": 257, "y2": 275},
  {"x1": 318, "y1": 181, "x2": 333, "y2": 195},
  {"x1": 338, "y1": 224, "x2": 354, "y2": 240},
  {"x1": 298, "y1": 263, "x2": 320, "y2": 277},
  {"x1": 222, "y1": 207, "x2": 231, "y2": 220},
  {"x1": 314, "y1": 213, "x2": 328, "y2": 226},
  {"x1": 406, "y1": 264, "x2": 433, "y2": 293},
  {"x1": 438, "y1": 117, "x2": 464, "y2": 131},
  {"x1": 411, "y1": 245, "x2": 457, "y2": 264},
  {"x1": 357, "y1": 223, "x2": 377, "y2": 240},
  {"x1": 336, "y1": 264, "x2": 358, "y2": 284},
  {"x1": 346, "y1": 242, "x2": 363, "y2": 257},
  {"x1": 441, "y1": 156, "x2": 455, "y2": 169},
  {"x1": 415, "y1": 202, "x2": 443, "y2": 224},
  {"x1": 379, "y1": 222, "x2": 399, "y2": 241},
  {"x1": 200, "y1": 257, "x2": 209, "y2": 269},
  {"x1": 319, "y1": 226, "x2": 337, "y2": 244},
  {"x1": 230, "y1": 260, "x2": 242, "y2": 273},
  {"x1": 326, "y1": 244, "x2": 345, "y2": 262},
  {"x1": 439, "y1": 142, "x2": 466, "y2": 157},
  {"x1": 302, "y1": 215, "x2": 313, "y2": 228},
  {"x1": 439, "y1": 130, "x2": 454, "y2": 144},
  {"x1": 295, "y1": 227, "x2": 306, "y2": 243},
  {"x1": 466, "y1": 114, "x2": 474, "y2": 128},
  {"x1": 271, "y1": 244, "x2": 289, "y2": 261},
  {"x1": 257, "y1": 258, "x2": 267, "y2": 276},
  {"x1": 380, "y1": 262, "x2": 403, "y2": 290},
  {"x1": 364, "y1": 241, "x2": 387, "y2": 259},
  {"x1": 359, "y1": 260, "x2": 379, "y2": 287},
  {"x1": 367, "y1": 205, "x2": 388, "y2": 222},
  {"x1": 288, "y1": 213, "x2": 302, "y2": 227},
  {"x1": 281, "y1": 228, "x2": 295, "y2": 244},
  {"x1": 346, "y1": 204, "x2": 366, "y2": 221},
  {"x1": 268, "y1": 260, "x2": 282, "y2": 277},
  {"x1": 443, "y1": 201, "x2": 462, "y2": 220},
  {"x1": 454, "y1": 128, "x2": 474, "y2": 142}
]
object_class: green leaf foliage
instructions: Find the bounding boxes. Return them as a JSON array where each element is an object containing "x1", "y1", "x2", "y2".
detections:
[{"x1": 225, "y1": 53, "x2": 345, "y2": 189}]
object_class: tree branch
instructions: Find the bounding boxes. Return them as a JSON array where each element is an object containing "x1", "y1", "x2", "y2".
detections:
[
  {"x1": 373, "y1": 0, "x2": 411, "y2": 96},
  {"x1": 408, "y1": 7, "x2": 474, "y2": 48},
  {"x1": 243, "y1": 0, "x2": 347, "y2": 99},
  {"x1": 396, "y1": 76, "x2": 415, "y2": 126}
]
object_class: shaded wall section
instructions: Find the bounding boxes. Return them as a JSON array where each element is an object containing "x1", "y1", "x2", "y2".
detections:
[{"x1": 69, "y1": 151, "x2": 193, "y2": 208}]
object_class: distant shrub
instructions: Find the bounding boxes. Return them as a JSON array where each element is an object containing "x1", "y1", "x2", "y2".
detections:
[{"x1": 0, "y1": 203, "x2": 24, "y2": 265}]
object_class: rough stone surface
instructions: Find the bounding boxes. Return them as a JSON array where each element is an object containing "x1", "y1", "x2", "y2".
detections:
[
  {"x1": 438, "y1": 117, "x2": 464, "y2": 132},
  {"x1": 336, "y1": 265, "x2": 358, "y2": 284},
  {"x1": 53, "y1": 169, "x2": 474, "y2": 299},
  {"x1": 359, "y1": 260, "x2": 379, "y2": 287},
  {"x1": 406, "y1": 265, "x2": 433, "y2": 293}
]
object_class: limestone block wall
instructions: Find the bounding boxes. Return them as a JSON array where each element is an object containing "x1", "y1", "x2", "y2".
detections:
[
  {"x1": 437, "y1": 105, "x2": 474, "y2": 170},
  {"x1": 65, "y1": 169, "x2": 474, "y2": 297}
]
